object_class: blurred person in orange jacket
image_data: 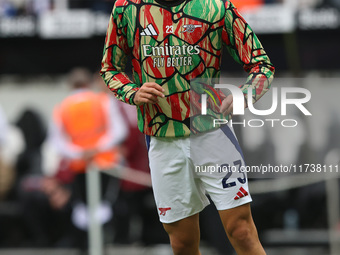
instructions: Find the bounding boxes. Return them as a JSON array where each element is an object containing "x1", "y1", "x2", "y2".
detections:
[
  {"x1": 50, "y1": 67, "x2": 127, "y2": 173},
  {"x1": 47, "y1": 67, "x2": 128, "y2": 249}
]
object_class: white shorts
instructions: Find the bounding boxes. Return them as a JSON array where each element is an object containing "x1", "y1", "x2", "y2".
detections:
[{"x1": 147, "y1": 124, "x2": 252, "y2": 223}]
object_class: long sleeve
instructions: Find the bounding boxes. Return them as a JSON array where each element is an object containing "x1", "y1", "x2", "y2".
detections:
[
  {"x1": 100, "y1": 3, "x2": 139, "y2": 105},
  {"x1": 222, "y1": 0, "x2": 275, "y2": 105}
]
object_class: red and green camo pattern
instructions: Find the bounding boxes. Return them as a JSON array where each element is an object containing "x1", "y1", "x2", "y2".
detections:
[{"x1": 101, "y1": 0, "x2": 275, "y2": 137}]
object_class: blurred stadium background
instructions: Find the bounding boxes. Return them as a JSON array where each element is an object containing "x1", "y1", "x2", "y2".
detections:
[{"x1": 0, "y1": 0, "x2": 340, "y2": 254}]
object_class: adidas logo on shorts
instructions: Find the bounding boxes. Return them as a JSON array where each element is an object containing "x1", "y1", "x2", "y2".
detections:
[
  {"x1": 140, "y1": 24, "x2": 158, "y2": 36},
  {"x1": 234, "y1": 187, "x2": 249, "y2": 200}
]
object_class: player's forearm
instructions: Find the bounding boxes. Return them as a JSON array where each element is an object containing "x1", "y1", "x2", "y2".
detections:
[
  {"x1": 100, "y1": 69, "x2": 139, "y2": 105},
  {"x1": 241, "y1": 60, "x2": 275, "y2": 105},
  {"x1": 223, "y1": 1, "x2": 275, "y2": 105},
  {"x1": 100, "y1": 35, "x2": 138, "y2": 105},
  {"x1": 100, "y1": 3, "x2": 139, "y2": 105}
]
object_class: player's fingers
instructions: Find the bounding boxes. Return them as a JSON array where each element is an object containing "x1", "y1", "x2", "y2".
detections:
[
  {"x1": 140, "y1": 94, "x2": 158, "y2": 104},
  {"x1": 144, "y1": 82, "x2": 165, "y2": 92},
  {"x1": 134, "y1": 83, "x2": 165, "y2": 105},
  {"x1": 143, "y1": 83, "x2": 165, "y2": 97},
  {"x1": 142, "y1": 87, "x2": 165, "y2": 98},
  {"x1": 220, "y1": 95, "x2": 233, "y2": 116},
  {"x1": 134, "y1": 92, "x2": 154, "y2": 105},
  {"x1": 144, "y1": 94, "x2": 159, "y2": 103},
  {"x1": 225, "y1": 103, "x2": 233, "y2": 117}
]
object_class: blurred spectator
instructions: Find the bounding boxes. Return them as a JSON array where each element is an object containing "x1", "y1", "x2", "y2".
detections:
[
  {"x1": 15, "y1": 68, "x2": 128, "y2": 249},
  {"x1": 0, "y1": 106, "x2": 25, "y2": 247},
  {"x1": 16, "y1": 109, "x2": 46, "y2": 177},
  {"x1": 47, "y1": 67, "x2": 127, "y2": 248},
  {"x1": 0, "y1": 107, "x2": 40, "y2": 204},
  {"x1": 14, "y1": 108, "x2": 48, "y2": 246},
  {"x1": 50, "y1": 67, "x2": 127, "y2": 173}
]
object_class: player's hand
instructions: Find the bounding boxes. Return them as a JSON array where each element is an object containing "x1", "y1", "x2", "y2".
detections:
[
  {"x1": 133, "y1": 82, "x2": 165, "y2": 105},
  {"x1": 220, "y1": 94, "x2": 234, "y2": 117},
  {"x1": 220, "y1": 95, "x2": 247, "y2": 117}
]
